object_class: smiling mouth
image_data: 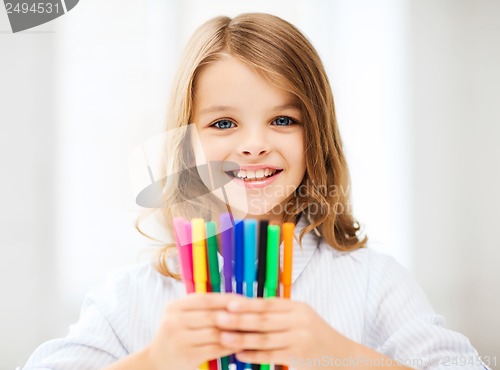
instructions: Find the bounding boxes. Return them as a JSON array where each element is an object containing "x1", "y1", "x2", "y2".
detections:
[{"x1": 225, "y1": 169, "x2": 283, "y2": 182}]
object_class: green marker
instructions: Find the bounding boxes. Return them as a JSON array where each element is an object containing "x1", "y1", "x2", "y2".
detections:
[
  {"x1": 265, "y1": 225, "x2": 280, "y2": 298},
  {"x1": 262, "y1": 225, "x2": 280, "y2": 370},
  {"x1": 206, "y1": 222, "x2": 231, "y2": 370},
  {"x1": 206, "y1": 221, "x2": 220, "y2": 292}
]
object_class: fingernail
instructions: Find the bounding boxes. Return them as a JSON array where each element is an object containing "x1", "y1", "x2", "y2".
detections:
[{"x1": 235, "y1": 352, "x2": 247, "y2": 361}]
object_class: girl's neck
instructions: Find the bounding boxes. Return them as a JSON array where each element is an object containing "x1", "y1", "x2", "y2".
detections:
[{"x1": 212, "y1": 207, "x2": 284, "y2": 224}]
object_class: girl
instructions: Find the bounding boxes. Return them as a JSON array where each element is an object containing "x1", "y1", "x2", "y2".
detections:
[{"x1": 24, "y1": 13, "x2": 489, "y2": 370}]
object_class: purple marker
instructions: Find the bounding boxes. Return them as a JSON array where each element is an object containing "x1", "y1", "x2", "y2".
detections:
[
  {"x1": 219, "y1": 212, "x2": 237, "y2": 369},
  {"x1": 220, "y1": 213, "x2": 234, "y2": 293}
]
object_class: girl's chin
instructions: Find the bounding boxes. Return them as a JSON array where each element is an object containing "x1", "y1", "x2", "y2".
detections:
[
  {"x1": 209, "y1": 183, "x2": 291, "y2": 219},
  {"x1": 227, "y1": 199, "x2": 285, "y2": 219}
]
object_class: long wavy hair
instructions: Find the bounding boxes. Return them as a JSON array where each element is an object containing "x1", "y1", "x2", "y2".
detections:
[{"x1": 135, "y1": 13, "x2": 367, "y2": 278}]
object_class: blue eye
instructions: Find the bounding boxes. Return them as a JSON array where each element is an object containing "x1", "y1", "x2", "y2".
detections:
[
  {"x1": 273, "y1": 116, "x2": 296, "y2": 126},
  {"x1": 212, "y1": 119, "x2": 235, "y2": 129}
]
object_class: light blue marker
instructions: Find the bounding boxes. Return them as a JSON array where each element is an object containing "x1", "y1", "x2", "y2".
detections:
[{"x1": 244, "y1": 219, "x2": 257, "y2": 298}]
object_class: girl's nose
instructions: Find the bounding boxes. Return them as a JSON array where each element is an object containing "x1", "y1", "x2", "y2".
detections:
[
  {"x1": 241, "y1": 147, "x2": 270, "y2": 157},
  {"x1": 238, "y1": 128, "x2": 271, "y2": 157}
]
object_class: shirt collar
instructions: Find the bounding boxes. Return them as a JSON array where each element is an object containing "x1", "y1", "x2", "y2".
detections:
[{"x1": 290, "y1": 213, "x2": 320, "y2": 283}]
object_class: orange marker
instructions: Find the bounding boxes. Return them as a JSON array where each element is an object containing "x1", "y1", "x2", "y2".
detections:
[
  {"x1": 282, "y1": 222, "x2": 294, "y2": 299},
  {"x1": 281, "y1": 222, "x2": 294, "y2": 370}
]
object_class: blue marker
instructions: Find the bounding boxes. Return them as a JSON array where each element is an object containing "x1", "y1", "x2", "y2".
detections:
[
  {"x1": 244, "y1": 219, "x2": 257, "y2": 298},
  {"x1": 234, "y1": 219, "x2": 248, "y2": 370},
  {"x1": 234, "y1": 219, "x2": 244, "y2": 295}
]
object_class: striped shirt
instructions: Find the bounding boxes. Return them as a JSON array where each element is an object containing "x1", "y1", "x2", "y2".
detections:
[{"x1": 23, "y1": 216, "x2": 490, "y2": 369}]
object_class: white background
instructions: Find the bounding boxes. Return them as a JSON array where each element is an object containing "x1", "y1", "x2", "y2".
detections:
[{"x1": 1, "y1": 0, "x2": 499, "y2": 369}]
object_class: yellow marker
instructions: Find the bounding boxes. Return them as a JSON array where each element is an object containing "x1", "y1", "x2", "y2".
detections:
[
  {"x1": 192, "y1": 218, "x2": 207, "y2": 293},
  {"x1": 191, "y1": 218, "x2": 208, "y2": 370}
]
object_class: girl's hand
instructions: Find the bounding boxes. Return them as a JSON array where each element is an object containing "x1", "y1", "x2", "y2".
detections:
[
  {"x1": 144, "y1": 293, "x2": 239, "y2": 370},
  {"x1": 215, "y1": 296, "x2": 352, "y2": 369}
]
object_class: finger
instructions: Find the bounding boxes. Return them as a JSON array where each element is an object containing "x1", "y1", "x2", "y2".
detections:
[
  {"x1": 191, "y1": 343, "x2": 241, "y2": 363},
  {"x1": 226, "y1": 296, "x2": 293, "y2": 313},
  {"x1": 182, "y1": 310, "x2": 221, "y2": 329},
  {"x1": 235, "y1": 348, "x2": 290, "y2": 366},
  {"x1": 215, "y1": 311, "x2": 291, "y2": 332},
  {"x1": 183, "y1": 327, "x2": 221, "y2": 346},
  {"x1": 219, "y1": 330, "x2": 291, "y2": 351},
  {"x1": 174, "y1": 292, "x2": 238, "y2": 311}
]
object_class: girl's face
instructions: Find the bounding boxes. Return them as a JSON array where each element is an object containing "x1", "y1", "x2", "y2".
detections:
[{"x1": 190, "y1": 55, "x2": 306, "y2": 223}]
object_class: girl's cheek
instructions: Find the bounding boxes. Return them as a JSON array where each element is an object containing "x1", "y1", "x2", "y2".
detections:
[
  {"x1": 205, "y1": 138, "x2": 235, "y2": 159},
  {"x1": 192, "y1": 136, "x2": 219, "y2": 161}
]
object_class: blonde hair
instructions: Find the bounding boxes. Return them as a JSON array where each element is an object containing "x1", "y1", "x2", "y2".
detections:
[{"x1": 135, "y1": 13, "x2": 367, "y2": 278}]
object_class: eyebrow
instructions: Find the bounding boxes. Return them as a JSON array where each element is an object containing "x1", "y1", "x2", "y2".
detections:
[{"x1": 198, "y1": 102, "x2": 301, "y2": 115}]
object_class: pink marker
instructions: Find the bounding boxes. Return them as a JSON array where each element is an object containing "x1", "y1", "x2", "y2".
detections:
[{"x1": 173, "y1": 218, "x2": 194, "y2": 293}]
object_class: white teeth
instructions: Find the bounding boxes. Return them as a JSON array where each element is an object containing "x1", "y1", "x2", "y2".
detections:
[{"x1": 235, "y1": 168, "x2": 279, "y2": 179}]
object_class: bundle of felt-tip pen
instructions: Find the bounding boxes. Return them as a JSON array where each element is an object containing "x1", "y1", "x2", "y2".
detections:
[{"x1": 173, "y1": 212, "x2": 295, "y2": 370}]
